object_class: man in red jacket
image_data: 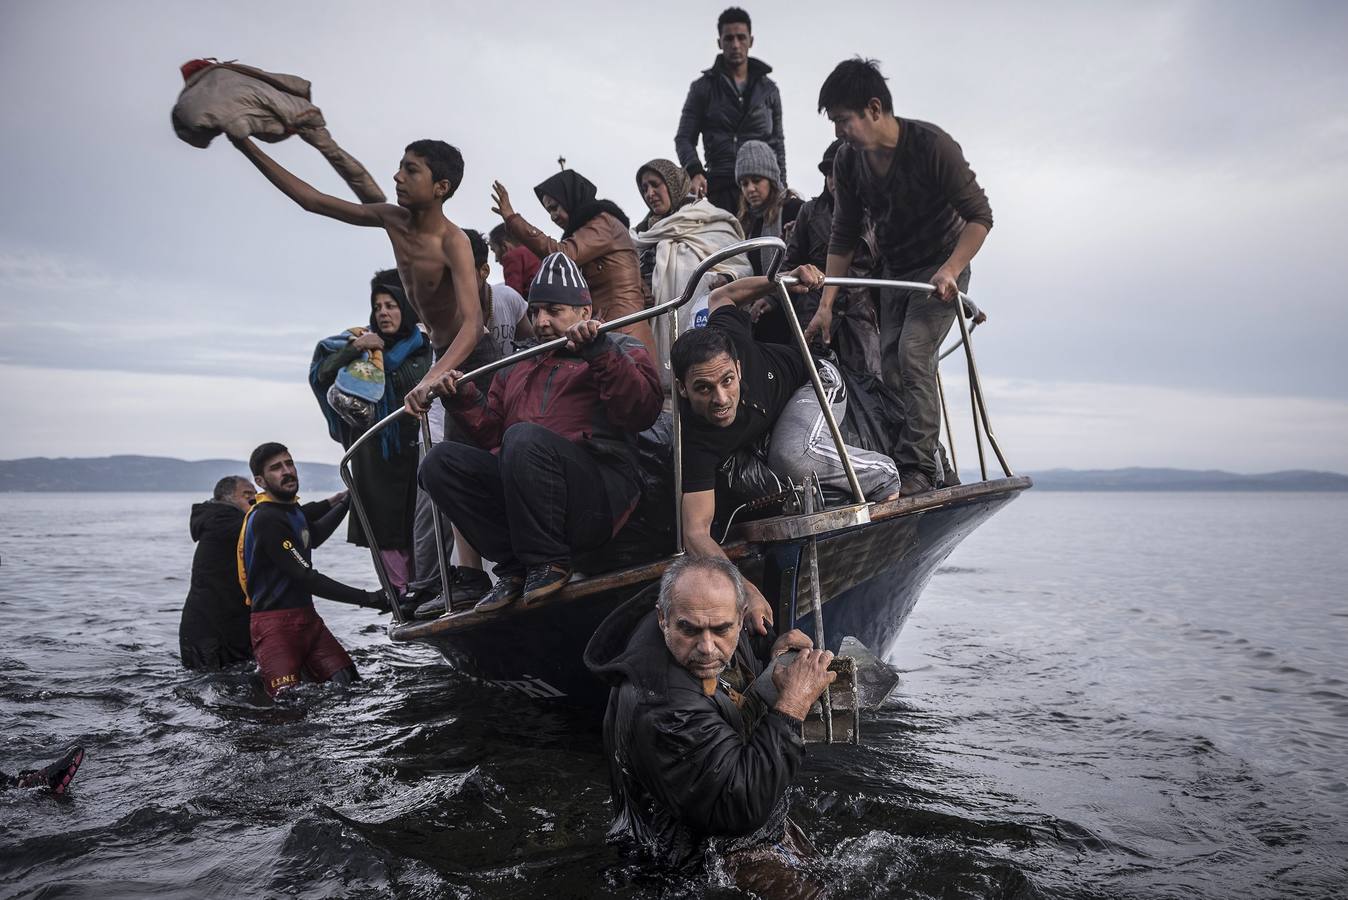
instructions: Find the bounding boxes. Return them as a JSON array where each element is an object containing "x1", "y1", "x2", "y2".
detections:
[{"x1": 419, "y1": 253, "x2": 663, "y2": 613}]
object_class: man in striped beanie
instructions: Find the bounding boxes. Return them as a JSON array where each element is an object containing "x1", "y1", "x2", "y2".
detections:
[{"x1": 419, "y1": 253, "x2": 664, "y2": 612}]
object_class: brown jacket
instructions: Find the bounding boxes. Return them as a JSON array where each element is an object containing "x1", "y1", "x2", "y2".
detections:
[{"x1": 506, "y1": 211, "x2": 657, "y2": 359}]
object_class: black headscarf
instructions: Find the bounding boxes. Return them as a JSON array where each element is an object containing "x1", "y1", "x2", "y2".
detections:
[
  {"x1": 369, "y1": 269, "x2": 418, "y2": 341},
  {"x1": 534, "y1": 170, "x2": 629, "y2": 239}
]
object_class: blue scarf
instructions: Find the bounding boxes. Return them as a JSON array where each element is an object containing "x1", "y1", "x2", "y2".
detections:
[{"x1": 309, "y1": 328, "x2": 427, "y2": 459}]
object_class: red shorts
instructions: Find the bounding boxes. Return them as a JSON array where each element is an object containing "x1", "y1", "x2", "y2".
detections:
[{"x1": 250, "y1": 607, "x2": 354, "y2": 696}]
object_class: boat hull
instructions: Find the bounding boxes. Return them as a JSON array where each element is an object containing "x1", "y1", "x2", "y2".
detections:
[{"x1": 389, "y1": 477, "x2": 1030, "y2": 707}]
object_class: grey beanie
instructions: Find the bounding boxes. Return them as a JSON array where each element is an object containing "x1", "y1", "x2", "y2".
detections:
[{"x1": 734, "y1": 140, "x2": 783, "y2": 191}]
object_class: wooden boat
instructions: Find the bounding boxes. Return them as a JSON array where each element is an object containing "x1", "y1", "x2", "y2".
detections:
[{"x1": 341, "y1": 237, "x2": 1030, "y2": 709}]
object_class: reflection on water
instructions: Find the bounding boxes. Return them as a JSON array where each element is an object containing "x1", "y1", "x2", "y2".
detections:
[{"x1": 1, "y1": 492, "x2": 1345, "y2": 898}]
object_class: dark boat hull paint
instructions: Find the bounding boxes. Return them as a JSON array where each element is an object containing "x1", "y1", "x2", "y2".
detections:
[{"x1": 389, "y1": 477, "x2": 1029, "y2": 707}]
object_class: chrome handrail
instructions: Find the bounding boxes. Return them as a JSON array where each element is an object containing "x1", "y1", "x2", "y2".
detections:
[{"x1": 340, "y1": 236, "x2": 791, "y2": 620}]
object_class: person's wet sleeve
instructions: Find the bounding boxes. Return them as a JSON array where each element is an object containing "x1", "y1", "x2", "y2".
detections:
[
  {"x1": 256, "y1": 510, "x2": 371, "y2": 606},
  {"x1": 303, "y1": 498, "x2": 348, "y2": 549},
  {"x1": 629, "y1": 697, "x2": 806, "y2": 837}
]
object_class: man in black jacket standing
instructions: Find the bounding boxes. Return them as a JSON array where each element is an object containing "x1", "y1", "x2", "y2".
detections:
[
  {"x1": 179, "y1": 475, "x2": 256, "y2": 670},
  {"x1": 585, "y1": 555, "x2": 833, "y2": 892},
  {"x1": 675, "y1": 7, "x2": 786, "y2": 214}
]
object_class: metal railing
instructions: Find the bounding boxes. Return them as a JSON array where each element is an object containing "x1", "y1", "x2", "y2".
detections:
[{"x1": 338, "y1": 236, "x2": 1012, "y2": 623}]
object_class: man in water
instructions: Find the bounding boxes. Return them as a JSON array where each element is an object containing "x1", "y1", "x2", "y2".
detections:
[
  {"x1": 670, "y1": 265, "x2": 902, "y2": 635},
  {"x1": 240, "y1": 442, "x2": 388, "y2": 696},
  {"x1": 675, "y1": 6, "x2": 786, "y2": 213},
  {"x1": 806, "y1": 58, "x2": 994, "y2": 495},
  {"x1": 179, "y1": 474, "x2": 256, "y2": 670},
  {"x1": 230, "y1": 136, "x2": 484, "y2": 416},
  {"x1": 1, "y1": 746, "x2": 84, "y2": 795},
  {"x1": 585, "y1": 555, "x2": 831, "y2": 894}
]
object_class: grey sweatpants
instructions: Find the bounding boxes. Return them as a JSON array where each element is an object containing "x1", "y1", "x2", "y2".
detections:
[
  {"x1": 766, "y1": 360, "x2": 901, "y2": 502},
  {"x1": 409, "y1": 400, "x2": 454, "y2": 590},
  {"x1": 878, "y1": 265, "x2": 969, "y2": 482}
]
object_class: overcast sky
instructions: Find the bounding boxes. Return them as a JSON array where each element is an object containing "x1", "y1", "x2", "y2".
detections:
[{"x1": 1, "y1": 0, "x2": 1345, "y2": 472}]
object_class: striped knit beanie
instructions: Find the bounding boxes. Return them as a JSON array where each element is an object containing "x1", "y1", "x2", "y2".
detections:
[
  {"x1": 528, "y1": 252, "x2": 592, "y2": 306},
  {"x1": 735, "y1": 140, "x2": 783, "y2": 192}
]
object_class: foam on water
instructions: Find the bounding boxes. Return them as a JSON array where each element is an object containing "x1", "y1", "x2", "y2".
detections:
[{"x1": 1, "y1": 491, "x2": 1345, "y2": 898}]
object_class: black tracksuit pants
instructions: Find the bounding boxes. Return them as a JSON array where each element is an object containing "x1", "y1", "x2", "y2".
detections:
[{"x1": 419, "y1": 423, "x2": 637, "y2": 577}]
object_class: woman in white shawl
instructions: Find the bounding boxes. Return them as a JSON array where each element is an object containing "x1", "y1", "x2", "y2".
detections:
[{"x1": 631, "y1": 159, "x2": 752, "y2": 388}]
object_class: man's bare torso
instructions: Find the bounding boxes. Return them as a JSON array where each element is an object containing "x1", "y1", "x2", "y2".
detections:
[{"x1": 382, "y1": 210, "x2": 475, "y2": 353}]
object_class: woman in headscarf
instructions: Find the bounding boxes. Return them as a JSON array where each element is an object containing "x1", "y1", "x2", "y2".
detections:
[
  {"x1": 734, "y1": 140, "x2": 805, "y2": 344},
  {"x1": 309, "y1": 269, "x2": 431, "y2": 592},
  {"x1": 491, "y1": 170, "x2": 657, "y2": 359},
  {"x1": 630, "y1": 158, "x2": 751, "y2": 387}
]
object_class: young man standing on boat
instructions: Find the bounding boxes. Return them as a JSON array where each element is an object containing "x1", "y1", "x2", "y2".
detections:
[
  {"x1": 675, "y1": 7, "x2": 786, "y2": 214},
  {"x1": 228, "y1": 136, "x2": 487, "y2": 418},
  {"x1": 240, "y1": 443, "x2": 389, "y2": 696},
  {"x1": 418, "y1": 254, "x2": 663, "y2": 613},
  {"x1": 805, "y1": 58, "x2": 994, "y2": 495},
  {"x1": 671, "y1": 265, "x2": 902, "y2": 635},
  {"x1": 584, "y1": 555, "x2": 832, "y2": 893}
]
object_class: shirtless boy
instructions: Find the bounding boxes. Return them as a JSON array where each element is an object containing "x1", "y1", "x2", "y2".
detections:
[{"x1": 231, "y1": 136, "x2": 484, "y2": 415}]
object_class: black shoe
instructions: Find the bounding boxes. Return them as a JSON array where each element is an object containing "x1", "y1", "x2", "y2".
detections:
[
  {"x1": 474, "y1": 575, "x2": 524, "y2": 613},
  {"x1": 18, "y1": 746, "x2": 84, "y2": 794},
  {"x1": 522, "y1": 562, "x2": 572, "y2": 606},
  {"x1": 450, "y1": 567, "x2": 492, "y2": 608},
  {"x1": 413, "y1": 594, "x2": 448, "y2": 620},
  {"x1": 899, "y1": 469, "x2": 935, "y2": 497}
]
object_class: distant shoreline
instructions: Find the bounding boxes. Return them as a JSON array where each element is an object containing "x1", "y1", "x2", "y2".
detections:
[{"x1": 2, "y1": 456, "x2": 1345, "y2": 493}]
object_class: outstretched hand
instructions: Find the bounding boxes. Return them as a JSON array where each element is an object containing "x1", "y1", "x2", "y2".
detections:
[
  {"x1": 491, "y1": 181, "x2": 515, "y2": 220},
  {"x1": 742, "y1": 581, "x2": 774, "y2": 636},
  {"x1": 803, "y1": 306, "x2": 833, "y2": 345},
  {"x1": 564, "y1": 319, "x2": 603, "y2": 351}
]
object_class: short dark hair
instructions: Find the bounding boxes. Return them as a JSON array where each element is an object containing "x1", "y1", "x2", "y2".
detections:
[
  {"x1": 213, "y1": 475, "x2": 248, "y2": 502},
  {"x1": 817, "y1": 57, "x2": 893, "y2": 114},
  {"x1": 404, "y1": 139, "x2": 464, "y2": 197},
  {"x1": 249, "y1": 442, "x2": 289, "y2": 477},
  {"x1": 717, "y1": 6, "x2": 751, "y2": 34},
  {"x1": 671, "y1": 325, "x2": 740, "y2": 383},
  {"x1": 463, "y1": 228, "x2": 489, "y2": 268},
  {"x1": 488, "y1": 223, "x2": 513, "y2": 249}
]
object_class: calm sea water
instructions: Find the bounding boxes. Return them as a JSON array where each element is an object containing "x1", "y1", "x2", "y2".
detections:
[{"x1": 1, "y1": 491, "x2": 1344, "y2": 899}]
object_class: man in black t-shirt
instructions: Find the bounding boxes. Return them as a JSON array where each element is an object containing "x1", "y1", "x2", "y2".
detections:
[{"x1": 671, "y1": 265, "x2": 901, "y2": 632}]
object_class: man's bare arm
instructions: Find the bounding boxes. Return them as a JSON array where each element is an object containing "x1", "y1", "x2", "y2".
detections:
[
  {"x1": 706, "y1": 265, "x2": 824, "y2": 313},
  {"x1": 682, "y1": 490, "x2": 774, "y2": 635},
  {"x1": 405, "y1": 230, "x2": 486, "y2": 415},
  {"x1": 802, "y1": 250, "x2": 857, "y2": 344},
  {"x1": 231, "y1": 136, "x2": 389, "y2": 227},
  {"x1": 931, "y1": 223, "x2": 989, "y2": 301}
]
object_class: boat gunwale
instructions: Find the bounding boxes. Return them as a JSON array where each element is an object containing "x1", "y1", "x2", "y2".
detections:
[{"x1": 388, "y1": 474, "x2": 1032, "y2": 642}]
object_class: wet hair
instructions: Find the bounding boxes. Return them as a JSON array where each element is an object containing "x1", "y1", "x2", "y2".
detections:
[
  {"x1": 404, "y1": 139, "x2": 464, "y2": 197},
  {"x1": 717, "y1": 6, "x2": 751, "y2": 34},
  {"x1": 817, "y1": 57, "x2": 893, "y2": 115},
  {"x1": 658, "y1": 555, "x2": 748, "y2": 618},
  {"x1": 213, "y1": 475, "x2": 249, "y2": 502},
  {"x1": 670, "y1": 325, "x2": 740, "y2": 383},
  {"x1": 488, "y1": 223, "x2": 514, "y2": 250},
  {"x1": 464, "y1": 228, "x2": 489, "y2": 268},
  {"x1": 248, "y1": 442, "x2": 289, "y2": 477}
]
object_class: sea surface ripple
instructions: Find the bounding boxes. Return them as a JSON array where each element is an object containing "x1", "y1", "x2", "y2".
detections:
[{"x1": 1, "y1": 491, "x2": 1345, "y2": 898}]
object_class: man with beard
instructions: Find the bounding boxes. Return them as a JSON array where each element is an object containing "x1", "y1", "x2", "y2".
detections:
[
  {"x1": 585, "y1": 555, "x2": 832, "y2": 895},
  {"x1": 239, "y1": 443, "x2": 388, "y2": 695}
]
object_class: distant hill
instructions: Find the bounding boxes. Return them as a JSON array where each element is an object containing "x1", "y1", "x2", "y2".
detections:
[
  {"x1": 0, "y1": 455, "x2": 345, "y2": 493},
  {"x1": 1, "y1": 456, "x2": 1345, "y2": 493},
  {"x1": 1024, "y1": 467, "x2": 1348, "y2": 492}
]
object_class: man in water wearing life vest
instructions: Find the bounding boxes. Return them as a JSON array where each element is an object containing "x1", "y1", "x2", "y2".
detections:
[{"x1": 239, "y1": 442, "x2": 389, "y2": 696}]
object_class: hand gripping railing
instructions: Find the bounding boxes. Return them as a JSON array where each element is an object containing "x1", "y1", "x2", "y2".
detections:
[{"x1": 339, "y1": 236, "x2": 794, "y2": 622}]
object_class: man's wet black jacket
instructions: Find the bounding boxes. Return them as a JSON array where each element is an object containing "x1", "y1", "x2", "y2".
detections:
[
  {"x1": 584, "y1": 590, "x2": 805, "y2": 870},
  {"x1": 675, "y1": 57, "x2": 786, "y2": 186},
  {"x1": 178, "y1": 500, "x2": 252, "y2": 670}
]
